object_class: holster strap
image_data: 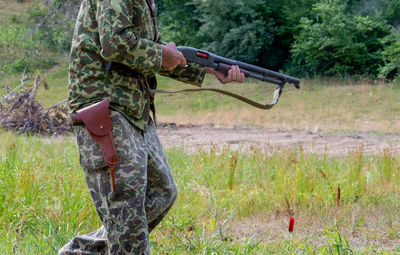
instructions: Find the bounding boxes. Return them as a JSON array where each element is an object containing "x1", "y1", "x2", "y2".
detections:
[{"x1": 74, "y1": 98, "x2": 120, "y2": 195}]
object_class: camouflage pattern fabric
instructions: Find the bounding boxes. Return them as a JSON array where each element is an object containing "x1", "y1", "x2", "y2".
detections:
[
  {"x1": 64, "y1": 0, "x2": 207, "y2": 253},
  {"x1": 59, "y1": 111, "x2": 177, "y2": 254},
  {"x1": 68, "y1": 0, "x2": 206, "y2": 131}
]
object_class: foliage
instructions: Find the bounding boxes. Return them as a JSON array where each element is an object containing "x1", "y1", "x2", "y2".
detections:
[
  {"x1": 158, "y1": 0, "x2": 400, "y2": 77},
  {"x1": 187, "y1": 0, "x2": 277, "y2": 67},
  {"x1": 157, "y1": 1, "x2": 202, "y2": 48},
  {"x1": 3, "y1": 0, "x2": 400, "y2": 78},
  {"x1": 380, "y1": 28, "x2": 400, "y2": 80},
  {"x1": 349, "y1": 0, "x2": 400, "y2": 28},
  {"x1": 277, "y1": 0, "x2": 320, "y2": 70},
  {"x1": 291, "y1": 0, "x2": 390, "y2": 77},
  {"x1": 158, "y1": 0, "x2": 321, "y2": 70},
  {"x1": 8, "y1": 58, "x2": 30, "y2": 73},
  {"x1": 27, "y1": 0, "x2": 81, "y2": 52},
  {"x1": 0, "y1": 9, "x2": 57, "y2": 75}
]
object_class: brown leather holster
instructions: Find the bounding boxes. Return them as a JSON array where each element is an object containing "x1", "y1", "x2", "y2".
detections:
[{"x1": 71, "y1": 98, "x2": 120, "y2": 195}]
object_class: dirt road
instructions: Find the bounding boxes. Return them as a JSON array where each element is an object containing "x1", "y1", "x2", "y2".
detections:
[{"x1": 157, "y1": 123, "x2": 400, "y2": 154}]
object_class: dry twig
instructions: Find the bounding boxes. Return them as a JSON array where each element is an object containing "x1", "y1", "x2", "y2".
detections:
[{"x1": 24, "y1": 1, "x2": 65, "y2": 37}]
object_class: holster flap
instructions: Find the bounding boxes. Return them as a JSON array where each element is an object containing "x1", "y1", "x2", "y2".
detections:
[
  {"x1": 76, "y1": 98, "x2": 120, "y2": 167},
  {"x1": 77, "y1": 99, "x2": 112, "y2": 137}
]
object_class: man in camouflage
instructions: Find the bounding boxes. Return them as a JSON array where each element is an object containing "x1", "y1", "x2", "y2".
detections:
[{"x1": 59, "y1": 0, "x2": 244, "y2": 254}]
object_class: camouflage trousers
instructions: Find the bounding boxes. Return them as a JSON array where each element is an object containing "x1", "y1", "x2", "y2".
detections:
[{"x1": 59, "y1": 111, "x2": 178, "y2": 255}]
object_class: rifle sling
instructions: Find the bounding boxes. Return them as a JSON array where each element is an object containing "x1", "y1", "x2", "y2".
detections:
[
  {"x1": 150, "y1": 85, "x2": 283, "y2": 110},
  {"x1": 107, "y1": 61, "x2": 284, "y2": 110}
]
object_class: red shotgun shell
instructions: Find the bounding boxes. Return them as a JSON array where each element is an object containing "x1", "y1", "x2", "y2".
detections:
[{"x1": 288, "y1": 217, "x2": 295, "y2": 233}]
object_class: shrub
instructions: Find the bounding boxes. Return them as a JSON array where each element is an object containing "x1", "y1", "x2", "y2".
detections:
[
  {"x1": 380, "y1": 28, "x2": 400, "y2": 81},
  {"x1": 188, "y1": 0, "x2": 277, "y2": 66},
  {"x1": 291, "y1": 0, "x2": 390, "y2": 78},
  {"x1": 9, "y1": 58, "x2": 30, "y2": 73}
]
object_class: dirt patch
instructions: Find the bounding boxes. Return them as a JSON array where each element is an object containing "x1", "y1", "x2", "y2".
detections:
[{"x1": 157, "y1": 123, "x2": 400, "y2": 155}]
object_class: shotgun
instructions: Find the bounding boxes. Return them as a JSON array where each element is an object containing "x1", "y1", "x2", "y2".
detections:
[
  {"x1": 171, "y1": 46, "x2": 300, "y2": 110},
  {"x1": 178, "y1": 46, "x2": 300, "y2": 89}
]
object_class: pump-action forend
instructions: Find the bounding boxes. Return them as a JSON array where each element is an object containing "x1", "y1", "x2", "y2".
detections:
[{"x1": 178, "y1": 46, "x2": 300, "y2": 89}]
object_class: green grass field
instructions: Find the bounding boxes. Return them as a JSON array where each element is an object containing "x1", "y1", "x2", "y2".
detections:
[{"x1": 1, "y1": 131, "x2": 400, "y2": 254}]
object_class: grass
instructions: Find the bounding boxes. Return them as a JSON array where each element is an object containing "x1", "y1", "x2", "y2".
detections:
[
  {"x1": 1, "y1": 130, "x2": 400, "y2": 254},
  {"x1": 155, "y1": 76, "x2": 400, "y2": 132}
]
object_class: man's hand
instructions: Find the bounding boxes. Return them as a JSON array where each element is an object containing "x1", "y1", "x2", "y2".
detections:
[
  {"x1": 206, "y1": 65, "x2": 245, "y2": 84},
  {"x1": 162, "y1": 42, "x2": 187, "y2": 71}
]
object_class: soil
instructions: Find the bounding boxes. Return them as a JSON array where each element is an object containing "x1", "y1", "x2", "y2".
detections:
[{"x1": 157, "y1": 123, "x2": 400, "y2": 155}]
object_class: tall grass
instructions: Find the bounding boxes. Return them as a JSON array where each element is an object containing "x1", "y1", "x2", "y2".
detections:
[{"x1": 1, "y1": 130, "x2": 399, "y2": 254}]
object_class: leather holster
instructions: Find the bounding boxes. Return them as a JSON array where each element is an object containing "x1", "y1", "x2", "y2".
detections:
[{"x1": 73, "y1": 98, "x2": 120, "y2": 195}]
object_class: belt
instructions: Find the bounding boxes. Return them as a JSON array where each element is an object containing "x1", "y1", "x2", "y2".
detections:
[
  {"x1": 71, "y1": 112, "x2": 84, "y2": 126},
  {"x1": 107, "y1": 61, "x2": 140, "y2": 77}
]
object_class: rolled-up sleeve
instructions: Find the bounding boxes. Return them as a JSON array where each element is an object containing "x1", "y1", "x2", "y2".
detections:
[{"x1": 96, "y1": 0, "x2": 162, "y2": 73}]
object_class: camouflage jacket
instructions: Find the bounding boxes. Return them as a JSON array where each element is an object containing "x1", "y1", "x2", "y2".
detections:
[{"x1": 68, "y1": 0, "x2": 206, "y2": 131}]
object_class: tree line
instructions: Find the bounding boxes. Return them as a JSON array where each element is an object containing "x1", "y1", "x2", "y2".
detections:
[
  {"x1": 157, "y1": 0, "x2": 400, "y2": 79},
  {"x1": 23, "y1": 0, "x2": 400, "y2": 79}
]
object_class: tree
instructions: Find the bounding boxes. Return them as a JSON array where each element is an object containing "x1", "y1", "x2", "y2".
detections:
[
  {"x1": 28, "y1": 0, "x2": 81, "y2": 51},
  {"x1": 349, "y1": 0, "x2": 400, "y2": 28},
  {"x1": 188, "y1": 0, "x2": 277, "y2": 67},
  {"x1": 291, "y1": 0, "x2": 390, "y2": 77},
  {"x1": 157, "y1": 0, "x2": 202, "y2": 47},
  {"x1": 380, "y1": 28, "x2": 400, "y2": 80}
]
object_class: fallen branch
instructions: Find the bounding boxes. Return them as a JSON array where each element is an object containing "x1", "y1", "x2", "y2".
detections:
[
  {"x1": 42, "y1": 99, "x2": 68, "y2": 112},
  {"x1": 24, "y1": 1, "x2": 65, "y2": 37}
]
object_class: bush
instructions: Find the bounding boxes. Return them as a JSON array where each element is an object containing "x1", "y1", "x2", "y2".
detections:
[
  {"x1": 291, "y1": 0, "x2": 390, "y2": 78},
  {"x1": 188, "y1": 0, "x2": 277, "y2": 67},
  {"x1": 9, "y1": 58, "x2": 30, "y2": 73},
  {"x1": 380, "y1": 28, "x2": 400, "y2": 80}
]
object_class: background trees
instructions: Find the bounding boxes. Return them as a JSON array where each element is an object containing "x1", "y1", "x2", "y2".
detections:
[
  {"x1": 290, "y1": 0, "x2": 390, "y2": 77},
  {"x1": 157, "y1": 0, "x2": 399, "y2": 79},
  {"x1": 2, "y1": 0, "x2": 400, "y2": 80}
]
